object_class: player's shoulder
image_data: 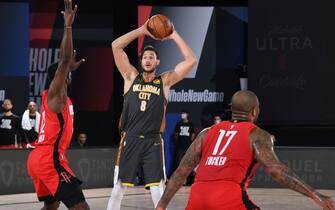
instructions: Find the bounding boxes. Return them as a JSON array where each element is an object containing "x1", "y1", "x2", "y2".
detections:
[
  {"x1": 198, "y1": 127, "x2": 211, "y2": 137},
  {"x1": 159, "y1": 70, "x2": 174, "y2": 86},
  {"x1": 248, "y1": 126, "x2": 272, "y2": 143}
]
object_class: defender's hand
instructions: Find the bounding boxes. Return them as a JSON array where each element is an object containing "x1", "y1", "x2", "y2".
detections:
[
  {"x1": 61, "y1": 0, "x2": 78, "y2": 27},
  {"x1": 313, "y1": 192, "x2": 335, "y2": 210},
  {"x1": 69, "y1": 50, "x2": 85, "y2": 71}
]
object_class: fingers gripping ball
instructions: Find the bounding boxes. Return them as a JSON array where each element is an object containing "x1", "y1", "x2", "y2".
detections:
[{"x1": 147, "y1": 14, "x2": 173, "y2": 39}]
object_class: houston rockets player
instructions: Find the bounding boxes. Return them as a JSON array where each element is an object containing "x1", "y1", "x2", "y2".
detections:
[
  {"x1": 27, "y1": 0, "x2": 88, "y2": 209},
  {"x1": 155, "y1": 90, "x2": 335, "y2": 210}
]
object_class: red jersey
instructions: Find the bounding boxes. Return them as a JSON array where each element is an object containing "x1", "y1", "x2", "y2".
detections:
[
  {"x1": 27, "y1": 90, "x2": 79, "y2": 200},
  {"x1": 36, "y1": 90, "x2": 74, "y2": 153},
  {"x1": 195, "y1": 121, "x2": 258, "y2": 187},
  {"x1": 187, "y1": 121, "x2": 260, "y2": 209}
]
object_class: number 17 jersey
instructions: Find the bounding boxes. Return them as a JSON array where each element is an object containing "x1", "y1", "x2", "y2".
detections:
[{"x1": 195, "y1": 121, "x2": 258, "y2": 186}]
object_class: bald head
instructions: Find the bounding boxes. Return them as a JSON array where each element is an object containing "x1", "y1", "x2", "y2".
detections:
[{"x1": 231, "y1": 90, "x2": 259, "y2": 113}]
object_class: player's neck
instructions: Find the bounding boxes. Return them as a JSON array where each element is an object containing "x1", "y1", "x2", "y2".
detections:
[
  {"x1": 142, "y1": 72, "x2": 156, "y2": 82},
  {"x1": 3, "y1": 111, "x2": 13, "y2": 117},
  {"x1": 231, "y1": 114, "x2": 251, "y2": 122}
]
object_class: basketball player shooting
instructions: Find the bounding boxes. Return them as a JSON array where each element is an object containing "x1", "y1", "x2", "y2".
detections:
[
  {"x1": 155, "y1": 90, "x2": 335, "y2": 210},
  {"x1": 27, "y1": 0, "x2": 88, "y2": 209},
  {"x1": 107, "y1": 15, "x2": 197, "y2": 210}
]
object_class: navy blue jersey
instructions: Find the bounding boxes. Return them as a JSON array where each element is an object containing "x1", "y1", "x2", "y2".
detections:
[{"x1": 119, "y1": 74, "x2": 167, "y2": 135}]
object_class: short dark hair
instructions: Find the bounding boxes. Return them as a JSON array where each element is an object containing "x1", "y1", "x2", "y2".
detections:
[
  {"x1": 139, "y1": 45, "x2": 159, "y2": 60},
  {"x1": 45, "y1": 62, "x2": 58, "y2": 89}
]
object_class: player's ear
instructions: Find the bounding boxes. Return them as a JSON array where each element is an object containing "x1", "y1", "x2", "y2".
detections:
[
  {"x1": 156, "y1": 59, "x2": 160, "y2": 66},
  {"x1": 251, "y1": 107, "x2": 257, "y2": 118}
]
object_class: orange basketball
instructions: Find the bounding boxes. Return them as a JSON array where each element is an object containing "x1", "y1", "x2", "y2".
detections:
[{"x1": 147, "y1": 14, "x2": 173, "y2": 39}]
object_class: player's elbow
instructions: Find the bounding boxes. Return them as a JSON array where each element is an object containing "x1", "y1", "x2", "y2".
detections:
[
  {"x1": 183, "y1": 57, "x2": 197, "y2": 71},
  {"x1": 188, "y1": 56, "x2": 197, "y2": 67},
  {"x1": 264, "y1": 165, "x2": 282, "y2": 180},
  {"x1": 191, "y1": 58, "x2": 197, "y2": 67},
  {"x1": 111, "y1": 41, "x2": 116, "y2": 48},
  {"x1": 111, "y1": 40, "x2": 122, "y2": 50}
]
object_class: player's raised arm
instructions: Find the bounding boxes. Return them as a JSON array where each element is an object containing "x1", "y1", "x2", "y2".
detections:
[
  {"x1": 161, "y1": 30, "x2": 197, "y2": 88},
  {"x1": 48, "y1": 0, "x2": 82, "y2": 113},
  {"x1": 155, "y1": 128, "x2": 209, "y2": 210},
  {"x1": 250, "y1": 127, "x2": 335, "y2": 210},
  {"x1": 111, "y1": 20, "x2": 154, "y2": 82}
]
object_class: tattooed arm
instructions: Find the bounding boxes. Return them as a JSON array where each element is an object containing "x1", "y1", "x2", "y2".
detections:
[
  {"x1": 250, "y1": 127, "x2": 335, "y2": 210},
  {"x1": 155, "y1": 128, "x2": 209, "y2": 210}
]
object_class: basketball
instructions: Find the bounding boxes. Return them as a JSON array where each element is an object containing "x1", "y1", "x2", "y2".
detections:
[{"x1": 147, "y1": 14, "x2": 173, "y2": 39}]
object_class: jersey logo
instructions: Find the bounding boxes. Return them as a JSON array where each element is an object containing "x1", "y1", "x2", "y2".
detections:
[
  {"x1": 153, "y1": 79, "x2": 160, "y2": 84},
  {"x1": 60, "y1": 172, "x2": 72, "y2": 183}
]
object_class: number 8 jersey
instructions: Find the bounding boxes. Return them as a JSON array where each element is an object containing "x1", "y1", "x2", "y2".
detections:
[
  {"x1": 119, "y1": 74, "x2": 167, "y2": 135},
  {"x1": 195, "y1": 121, "x2": 259, "y2": 185}
]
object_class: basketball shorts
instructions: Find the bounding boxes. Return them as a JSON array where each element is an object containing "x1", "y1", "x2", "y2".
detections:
[
  {"x1": 114, "y1": 133, "x2": 165, "y2": 188},
  {"x1": 27, "y1": 146, "x2": 86, "y2": 208},
  {"x1": 186, "y1": 180, "x2": 260, "y2": 210}
]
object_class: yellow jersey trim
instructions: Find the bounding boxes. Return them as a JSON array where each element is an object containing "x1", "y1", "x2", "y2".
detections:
[
  {"x1": 145, "y1": 182, "x2": 161, "y2": 188},
  {"x1": 121, "y1": 182, "x2": 135, "y2": 187}
]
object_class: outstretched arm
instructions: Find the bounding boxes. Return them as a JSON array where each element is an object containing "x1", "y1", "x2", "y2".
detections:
[
  {"x1": 155, "y1": 128, "x2": 209, "y2": 210},
  {"x1": 48, "y1": 0, "x2": 81, "y2": 113},
  {"x1": 161, "y1": 30, "x2": 197, "y2": 88},
  {"x1": 250, "y1": 127, "x2": 335, "y2": 210}
]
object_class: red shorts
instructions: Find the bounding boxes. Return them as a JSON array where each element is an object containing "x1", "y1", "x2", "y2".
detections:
[
  {"x1": 27, "y1": 146, "x2": 85, "y2": 208},
  {"x1": 186, "y1": 181, "x2": 260, "y2": 210}
]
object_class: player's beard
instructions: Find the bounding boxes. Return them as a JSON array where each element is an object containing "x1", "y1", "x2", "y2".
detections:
[
  {"x1": 143, "y1": 68, "x2": 155, "y2": 74},
  {"x1": 141, "y1": 65, "x2": 156, "y2": 74}
]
